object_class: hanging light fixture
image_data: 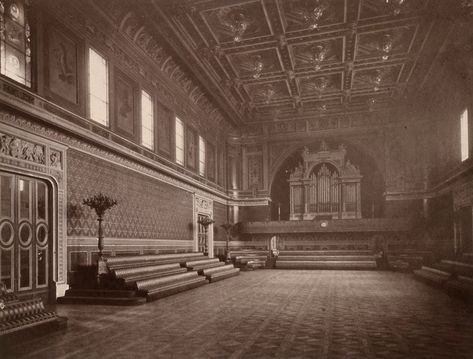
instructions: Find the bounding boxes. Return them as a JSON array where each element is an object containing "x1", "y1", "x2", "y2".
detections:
[
  {"x1": 312, "y1": 44, "x2": 327, "y2": 71},
  {"x1": 303, "y1": 0, "x2": 327, "y2": 30},
  {"x1": 251, "y1": 55, "x2": 264, "y2": 79},
  {"x1": 372, "y1": 69, "x2": 383, "y2": 91},
  {"x1": 385, "y1": 0, "x2": 406, "y2": 16},
  {"x1": 379, "y1": 34, "x2": 393, "y2": 61}
]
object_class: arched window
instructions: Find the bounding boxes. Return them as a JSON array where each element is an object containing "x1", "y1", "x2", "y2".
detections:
[{"x1": 0, "y1": 0, "x2": 31, "y2": 87}]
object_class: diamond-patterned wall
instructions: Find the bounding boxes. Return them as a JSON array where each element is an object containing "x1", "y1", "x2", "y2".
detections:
[{"x1": 67, "y1": 149, "x2": 193, "y2": 240}]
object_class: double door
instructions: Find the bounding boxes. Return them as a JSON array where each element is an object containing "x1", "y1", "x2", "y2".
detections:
[{"x1": 0, "y1": 172, "x2": 51, "y2": 301}]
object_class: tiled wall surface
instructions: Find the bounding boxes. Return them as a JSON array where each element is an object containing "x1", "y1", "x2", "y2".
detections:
[{"x1": 67, "y1": 149, "x2": 193, "y2": 240}]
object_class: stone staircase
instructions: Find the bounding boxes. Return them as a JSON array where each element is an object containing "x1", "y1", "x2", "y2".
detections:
[
  {"x1": 275, "y1": 250, "x2": 378, "y2": 270},
  {"x1": 414, "y1": 253, "x2": 473, "y2": 301}
]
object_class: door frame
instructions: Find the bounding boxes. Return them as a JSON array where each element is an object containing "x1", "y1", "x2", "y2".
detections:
[
  {"x1": 193, "y1": 194, "x2": 214, "y2": 257},
  {"x1": 0, "y1": 124, "x2": 68, "y2": 298}
]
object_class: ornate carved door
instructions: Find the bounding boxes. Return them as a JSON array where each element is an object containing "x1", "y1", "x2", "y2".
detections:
[{"x1": 0, "y1": 172, "x2": 51, "y2": 301}]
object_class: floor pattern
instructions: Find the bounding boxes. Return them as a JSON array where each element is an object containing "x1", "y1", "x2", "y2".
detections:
[{"x1": 2, "y1": 270, "x2": 473, "y2": 359}]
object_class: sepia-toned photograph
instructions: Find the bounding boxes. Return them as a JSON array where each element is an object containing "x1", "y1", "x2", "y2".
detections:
[{"x1": 1, "y1": 0, "x2": 473, "y2": 358}]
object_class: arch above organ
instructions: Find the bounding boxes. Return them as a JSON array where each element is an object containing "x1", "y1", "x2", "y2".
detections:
[{"x1": 288, "y1": 141, "x2": 362, "y2": 220}]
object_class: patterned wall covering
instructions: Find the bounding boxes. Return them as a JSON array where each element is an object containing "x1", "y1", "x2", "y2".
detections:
[
  {"x1": 213, "y1": 201, "x2": 228, "y2": 242},
  {"x1": 67, "y1": 149, "x2": 193, "y2": 239}
]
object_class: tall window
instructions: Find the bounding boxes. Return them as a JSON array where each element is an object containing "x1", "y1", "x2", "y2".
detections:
[
  {"x1": 175, "y1": 117, "x2": 184, "y2": 165},
  {"x1": 141, "y1": 90, "x2": 154, "y2": 150},
  {"x1": 199, "y1": 135, "x2": 206, "y2": 176},
  {"x1": 0, "y1": 0, "x2": 31, "y2": 86},
  {"x1": 88, "y1": 48, "x2": 109, "y2": 126},
  {"x1": 461, "y1": 108, "x2": 469, "y2": 161}
]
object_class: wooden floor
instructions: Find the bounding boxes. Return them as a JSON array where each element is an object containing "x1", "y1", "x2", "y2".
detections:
[{"x1": 3, "y1": 270, "x2": 473, "y2": 359}]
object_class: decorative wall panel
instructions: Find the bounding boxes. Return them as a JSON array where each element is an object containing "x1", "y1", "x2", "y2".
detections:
[
  {"x1": 157, "y1": 103, "x2": 172, "y2": 156},
  {"x1": 207, "y1": 142, "x2": 216, "y2": 181},
  {"x1": 67, "y1": 149, "x2": 193, "y2": 240},
  {"x1": 213, "y1": 201, "x2": 228, "y2": 242},
  {"x1": 114, "y1": 72, "x2": 135, "y2": 138},
  {"x1": 46, "y1": 27, "x2": 78, "y2": 104},
  {"x1": 186, "y1": 127, "x2": 197, "y2": 170}
]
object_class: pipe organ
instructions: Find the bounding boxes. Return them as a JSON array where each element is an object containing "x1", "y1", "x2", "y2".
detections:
[{"x1": 288, "y1": 142, "x2": 362, "y2": 220}]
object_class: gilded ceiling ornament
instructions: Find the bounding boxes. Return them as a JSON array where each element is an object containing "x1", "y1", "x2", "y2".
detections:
[
  {"x1": 385, "y1": 0, "x2": 406, "y2": 16},
  {"x1": 217, "y1": 8, "x2": 251, "y2": 43},
  {"x1": 379, "y1": 34, "x2": 393, "y2": 61},
  {"x1": 312, "y1": 44, "x2": 327, "y2": 71}
]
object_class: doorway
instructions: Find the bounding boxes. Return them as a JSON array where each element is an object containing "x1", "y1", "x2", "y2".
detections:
[{"x1": 0, "y1": 172, "x2": 52, "y2": 302}]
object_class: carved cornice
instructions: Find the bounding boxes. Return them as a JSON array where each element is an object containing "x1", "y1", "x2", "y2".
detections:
[{"x1": 45, "y1": 0, "x2": 235, "y2": 135}]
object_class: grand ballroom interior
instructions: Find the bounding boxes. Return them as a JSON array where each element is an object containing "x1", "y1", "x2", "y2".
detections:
[{"x1": 1, "y1": 0, "x2": 473, "y2": 358}]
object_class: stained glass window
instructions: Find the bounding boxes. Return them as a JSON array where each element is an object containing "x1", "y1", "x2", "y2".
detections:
[
  {"x1": 88, "y1": 48, "x2": 109, "y2": 126},
  {"x1": 0, "y1": 0, "x2": 31, "y2": 86}
]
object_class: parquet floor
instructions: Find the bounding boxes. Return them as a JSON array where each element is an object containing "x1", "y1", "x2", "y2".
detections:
[{"x1": 3, "y1": 270, "x2": 473, "y2": 359}]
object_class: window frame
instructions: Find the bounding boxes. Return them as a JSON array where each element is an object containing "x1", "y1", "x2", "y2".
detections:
[
  {"x1": 87, "y1": 47, "x2": 109, "y2": 126},
  {"x1": 199, "y1": 135, "x2": 206, "y2": 176},
  {"x1": 175, "y1": 116, "x2": 185, "y2": 165},
  {"x1": 140, "y1": 89, "x2": 154, "y2": 150},
  {"x1": 461, "y1": 108, "x2": 469, "y2": 162}
]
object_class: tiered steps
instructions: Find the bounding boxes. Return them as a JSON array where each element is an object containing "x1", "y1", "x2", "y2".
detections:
[
  {"x1": 183, "y1": 258, "x2": 240, "y2": 283},
  {"x1": 229, "y1": 250, "x2": 268, "y2": 270},
  {"x1": 275, "y1": 250, "x2": 377, "y2": 270},
  {"x1": 414, "y1": 255, "x2": 473, "y2": 300},
  {"x1": 59, "y1": 252, "x2": 210, "y2": 305}
]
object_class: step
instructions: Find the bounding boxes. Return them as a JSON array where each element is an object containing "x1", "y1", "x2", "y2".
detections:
[
  {"x1": 413, "y1": 267, "x2": 451, "y2": 285},
  {"x1": 278, "y1": 250, "x2": 373, "y2": 256},
  {"x1": 106, "y1": 252, "x2": 204, "y2": 265},
  {"x1": 183, "y1": 258, "x2": 220, "y2": 267},
  {"x1": 275, "y1": 260, "x2": 377, "y2": 269},
  {"x1": 146, "y1": 277, "x2": 208, "y2": 301},
  {"x1": 188, "y1": 261, "x2": 225, "y2": 271},
  {"x1": 206, "y1": 268, "x2": 240, "y2": 283},
  {"x1": 136, "y1": 271, "x2": 201, "y2": 291},
  {"x1": 440, "y1": 260, "x2": 473, "y2": 270},
  {"x1": 57, "y1": 295, "x2": 146, "y2": 306},
  {"x1": 107, "y1": 254, "x2": 208, "y2": 270},
  {"x1": 113, "y1": 263, "x2": 182, "y2": 278},
  {"x1": 202, "y1": 264, "x2": 237, "y2": 276},
  {"x1": 63, "y1": 289, "x2": 139, "y2": 298},
  {"x1": 122, "y1": 267, "x2": 188, "y2": 285},
  {"x1": 277, "y1": 255, "x2": 375, "y2": 261}
]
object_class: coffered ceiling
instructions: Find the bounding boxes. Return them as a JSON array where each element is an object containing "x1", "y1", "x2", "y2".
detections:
[{"x1": 143, "y1": 0, "x2": 456, "y2": 126}]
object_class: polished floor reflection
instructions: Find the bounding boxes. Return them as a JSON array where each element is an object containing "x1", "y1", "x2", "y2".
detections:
[{"x1": 3, "y1": 270, "x2": 473, "y2": 359}]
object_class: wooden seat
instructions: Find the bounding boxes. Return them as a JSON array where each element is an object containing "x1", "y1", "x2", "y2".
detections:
[
  {"x1": 413, "y1": 257, "x2": 473, "y2": 301},
  {"x1": 1, "y1": 287, "x2": 67, "y2": 344},
  {"x1": 229, "y1": 250, "x2": 268, "y2": 270},
  {"x1": 183, "y1": 258, "x2": 240, "y2": 282},
  {"x1": 275, "y1": 250, "x2": 377, "y2": 270}
]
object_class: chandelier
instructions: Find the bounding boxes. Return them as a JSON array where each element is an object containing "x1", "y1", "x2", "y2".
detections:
[
  {"x1": 379, "y1": 34, "x2": 393, "y2": 61},
  {"x1": 218, "y1": 9, "x2": 250, "y2": 43},
  {"x1": 385, "y1": 0, "x2": 406, "y2": 16},
  {"x1": 251, "y1": 55, "x2": 264, "y2": 79},
  {"x1": 312, "y1": 44, "x2": 327, "y2": 71},
  {"x1": 372, "y1": 70, "x2": 383, "y2": 91},
  {"x1": 302, "y1": 0, "x2": 327, "y2": 30}
]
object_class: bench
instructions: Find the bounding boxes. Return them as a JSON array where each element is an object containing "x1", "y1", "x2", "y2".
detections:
[{"x1": 1, "y1": 284, "x2": 67, "y2": 344}]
